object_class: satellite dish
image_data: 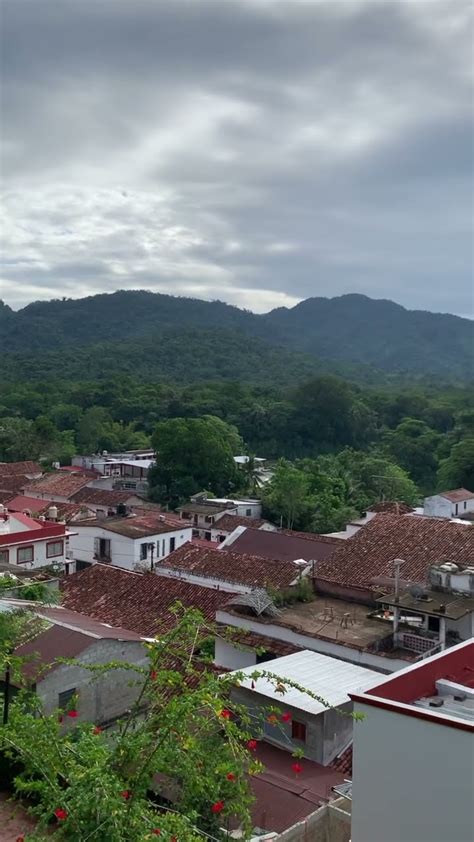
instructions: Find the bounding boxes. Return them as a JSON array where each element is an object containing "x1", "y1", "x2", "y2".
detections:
[{"x1": 409, "y1": 584, "x2": 427, "y2": 600}]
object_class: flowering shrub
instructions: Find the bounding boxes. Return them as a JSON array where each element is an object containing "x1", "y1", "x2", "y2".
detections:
[{"x1": 0, "y1": 605, "x2": 348, "y2": 841}]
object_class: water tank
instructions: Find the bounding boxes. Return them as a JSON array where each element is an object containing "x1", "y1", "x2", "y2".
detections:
[{"x1": 48, "y1": 505, "x2": 58, "y2": 521}]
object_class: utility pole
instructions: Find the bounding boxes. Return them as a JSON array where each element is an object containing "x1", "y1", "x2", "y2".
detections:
[{"x1": 392, "y1": 558, "x2": 405, "y2": 636}]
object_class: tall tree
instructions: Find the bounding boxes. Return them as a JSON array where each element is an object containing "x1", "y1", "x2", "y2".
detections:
[
  {"x1": 149, "y1": 416, "x2": 242, "y2": 506},
  {"x1": 437, "y1": 439, "x2": 474, "y2": 492}
]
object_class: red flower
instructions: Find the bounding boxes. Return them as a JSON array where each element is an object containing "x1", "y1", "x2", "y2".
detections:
[
  {"x1": 67, "y1": 710, "x2": 78, "y2": 718},
  {"x1": 120, "y1": 790, "x2": 131, "y2": 800},
  {"x1": 150, "y1": 670, "x2": 158, "y2": 681},
  {"x1": 247, "y1": 739, "x2": 257, "y2": 751},
  {"x1": 16, "y1": 837, "x2": 25, "y2": 842},
  {"x1": 226, "y1": 772, "x2": 236, "y2": 781},
  {"x1": 54, "y1": 808, "x2": 68, "y2": 821},
  {"x1": 170, "y1": 837, "x2": 177, "y2": 842},
  {"x1": 291, "y1": 762, "x2": 302, "y2": 775},
  {"x1": 281, "y1": 712, "x2": 292, "y2": 722},
  {"x1": 93, "y1": 726, "x2": 102, "y2": 734},
  {"x1": 211, "y1": 800, "x2": 225, "y2": 814},
  {"x1": 220, "y1": 709, "x2": 231, "y2": 719}
]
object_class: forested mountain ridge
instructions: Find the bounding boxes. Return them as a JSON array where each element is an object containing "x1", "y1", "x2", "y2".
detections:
[{"x1": 1, "y1": 290, "x2": 472, "y2": 381}]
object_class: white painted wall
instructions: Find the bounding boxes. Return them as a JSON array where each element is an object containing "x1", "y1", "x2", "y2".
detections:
[
  {"x1": 5, "y1": 536, "x2": 69, "y2": 570},
  {"x1": 215, "y1": 637, "x2": 257, "y2": 669},
  {"x1": 69, "y1": 524, "x2": 193, "y2": 571},
  {"x1": 156, "y1": 567, "x2": 249, "y2": 593},
  {"x1": 424, "y1": 494, "x2": 474, "y2": 518},
  {"x1": 215, "y1": 611, "x2": 409, "y2": 673},
  {"x1": 351, "y1": 702, "x2": 474, "y2": 842}
]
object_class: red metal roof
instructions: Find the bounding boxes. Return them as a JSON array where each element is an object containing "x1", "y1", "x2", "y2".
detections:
[
  {"x1": 225, "y1": 527, "x2": 339, "y2": 563},
  {"x1": 60, "y1": 564, "x2": 236, "y2": 636},
  {"x1": 314, "y1": 513, "x2": 474, "y2": 592},
  {"x1": 161, "y1": 542, "x2": 304, "y2": 590},
  {"x1": 249, "y1": 742, "x2": 345, "y2": 833}
]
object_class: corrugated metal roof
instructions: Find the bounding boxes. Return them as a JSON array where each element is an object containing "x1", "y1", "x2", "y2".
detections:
[{"x1": 232, "y1": 650, "x2": 379, "y2": 714}]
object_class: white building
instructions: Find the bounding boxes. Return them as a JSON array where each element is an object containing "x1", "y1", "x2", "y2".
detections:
[
  {"x1": 69, "y1": 513, "x2": 193, "y2": 572},
  {"x1": 424, "y1": 488, "x2": 474, "y2": 519},
  {"x1": 0, "y1": 505, "x2": 75, "y2": 572},
  {"x1": 350, "y1": 639, "x2": 474, "y2": 842}
]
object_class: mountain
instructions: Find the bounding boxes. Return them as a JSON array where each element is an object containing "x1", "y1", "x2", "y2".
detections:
[{"x1": 0, "y1": 291, "x2": 471, "y2": 383}]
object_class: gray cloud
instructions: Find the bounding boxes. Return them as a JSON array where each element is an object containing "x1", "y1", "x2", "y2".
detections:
[{"x1": 1, "y1": 0, "x2": 472, "y2": 315}]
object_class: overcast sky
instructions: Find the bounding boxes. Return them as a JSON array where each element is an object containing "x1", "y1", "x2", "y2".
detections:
[{"x1": 1, "y1": 0, "x2": 473, "y2": 316}]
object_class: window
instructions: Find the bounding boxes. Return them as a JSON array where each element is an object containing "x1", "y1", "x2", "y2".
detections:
[
  {"x1": 94, "y1": 538, "x2": 111, "y2": 561},
  {"x1": 291, "y1": 720, "x2": 307, "y2": 742},
  {"x1": 455, "y1": 503, "x2": 459, "y2": 515},
  {"x1": 204, "y1": 532, "x2": 212, "y2": 541},
  {"x1": 246, "y1": 508, "x2": 252, "y2": 517},
  {"x1": 0, "y1": 549, "x2": 9, "y2": 564},
  {"x1": 17, "y1": 545, "x2": 34, "y2": 564},
  {"x1": 205, "y1": 515, "x2": 214, "y2": 524},
  {"x1": 47, "y1": 540, "x2": 64, "y2": 558},
  {"x1": 140, "y1": 542, "x2": 148, "y2": 561},
  {"x1": 464, "y1": 501, "x2": 467, "y2": 510},
  {"x1": 169, "y1": 537, "x2": 176, "y2": 552},
  {"x1": 58, "y1": 688, "x2": 76, "y2": 709}
]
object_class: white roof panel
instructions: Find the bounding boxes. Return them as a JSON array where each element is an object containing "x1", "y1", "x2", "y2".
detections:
[{"x1": 230, "y1": 650, "x2": 379, "y2": 715}]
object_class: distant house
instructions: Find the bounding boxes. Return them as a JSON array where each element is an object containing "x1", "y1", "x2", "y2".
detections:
[
  {"x1": 69, "y1": 513, "x2": 193, "y2": 572},
  {"x1": 23, "y1": 471, "x2": 103, "y2": 503},
  {"x1": 229, "y1": 650, "x2": 378, "y2": 765},
  {"x1": 0, "y1": 504, "x2": 76, "y2": 572},
  {"x1": 156, "y1": 542, "x2": 310, "y2": 593},
  {"x1": 205, "y1": 513, "x2": 276, "y2": 543},
  {"x1": 5, "y1": 496, "x2": 94, "y2": 524},
  {"x1": 71, "y1": 450, "x2": 155, "y2": 494},
  {"x1": 8, "y1": 603, "x2": 148, "y2": 725},
  {"x1": 424, "y1": 488, "x2": 474, "y2": 519},
  {"x1": 177, "y1": 501, "x2": 237, "y2": 535},
  {"x1": 70, "y1": 487, "x2": 146, "y2": 517}
]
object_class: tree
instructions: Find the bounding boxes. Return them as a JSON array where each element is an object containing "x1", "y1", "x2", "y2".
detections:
[
  {"x1": 0, "y1": 606, "x2": 333, "y2": 841},
  {"x1": 383, "y1": 418, "x2": 441, "y2": 492},
  {"x1": 335, "y1": 450, "x2": 420, "y2": 509},
  {"x1": 262, "y1": 460, "x2": 312, "y2": 529},
  {"x1": 149, "y1": 416, "x2": 242, "y2": 506},
  {"x1": 437, "y1": 439, "x2": 474, "y2": 492},
  {"x1": 0, "y1": 417, "x2": 40, "y2": 461}
]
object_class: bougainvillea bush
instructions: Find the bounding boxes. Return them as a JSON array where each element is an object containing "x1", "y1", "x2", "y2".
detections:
[{"x1": 0, "y1": 605, "x2": 334, "y2": 842}]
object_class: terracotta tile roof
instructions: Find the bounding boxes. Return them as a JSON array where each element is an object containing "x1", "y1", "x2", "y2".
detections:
[
  {"x1": 225, "y1": 527, "x2": 340, "y2": 563},
  {"x1": 58, "y1": 465, "x2": 101, "y2": 477},
  {"x1": 60, "y1": 563, "x2": 236, "y2": 636},
  {"x1": 314, "y1": 513, "x2": 474, "y2": 592},
  {"x1": 439, "y1": 488, "x2": 474, "y2": 503},
  {"x1": 160, "y1": 542, "x2": 304, "y2": 590},
  {"x1": 76, "y1": 512, "x2": 189, "y2": 538},
  {"x1": 0, "y1": 475, "x2": 30, "y2": 494},
  {"x1": 212, "y1": 514, "x2": 271, "y2": 532},
  {"x1": 331, "y1": 743, "x2": 353, "y2": 776},
  {"x1": 280, "y1": 529, "x2": 343, "y2": 544},
  {"x1": 6, "y1": 496, "x2": 90, "y2": 522},
  {"x1": 368, "y1": 501, "x2": 414, "y2": 514},
  {"x1": 24, "y1": 472, "x2": 92, "y2": 498},
  {"x1": 0, "y1": 460, "x2": 42, "y2": 476},
  {"x1": 71, "y1": 487, "x2": 143, "y2": 506}
]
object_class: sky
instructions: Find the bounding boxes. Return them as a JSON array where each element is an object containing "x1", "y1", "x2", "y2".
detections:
[{"x1": 1, "y1": 0, "x2": 473, "y2": 316}]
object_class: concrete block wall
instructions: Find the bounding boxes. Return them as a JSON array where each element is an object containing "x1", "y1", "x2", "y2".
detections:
[{"x1": 37, "y1": 638, "x2": 148, "y2": 724}]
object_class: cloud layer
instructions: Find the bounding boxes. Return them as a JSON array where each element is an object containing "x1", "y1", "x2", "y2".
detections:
[{"x1": 1, "y1": 0, "x2": 472, "y2": 314}]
